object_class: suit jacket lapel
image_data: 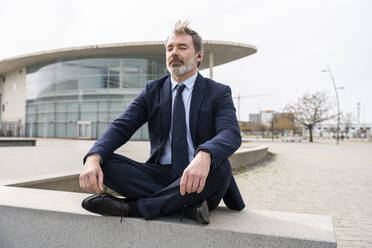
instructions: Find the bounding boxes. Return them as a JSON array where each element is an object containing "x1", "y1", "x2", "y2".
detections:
[
  {"x1": 189, "y1": 73, "x2": 206, "y2": 147},
  {"x1": 160, "y1": 77, "x2": 172, "y2": 142}
]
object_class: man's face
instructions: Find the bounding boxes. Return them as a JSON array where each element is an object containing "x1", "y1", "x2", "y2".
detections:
[{"x1": 166, "y1": 33, "x2": 198, "y2": 76}]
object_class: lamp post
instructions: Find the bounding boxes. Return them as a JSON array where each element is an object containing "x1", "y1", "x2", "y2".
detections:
[{"x1": 322, "y1": 65, "x2": 344, "y2": 144}]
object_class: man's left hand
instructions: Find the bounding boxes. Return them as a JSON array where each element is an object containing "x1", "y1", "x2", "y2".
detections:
[{"x1": 180, "y1": 150, "x2": 211, "y2": 195}]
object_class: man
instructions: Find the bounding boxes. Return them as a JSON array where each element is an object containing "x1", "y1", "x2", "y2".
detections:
[{"x1": 80, "y1": 21, "x2": 245, "y2": 224}]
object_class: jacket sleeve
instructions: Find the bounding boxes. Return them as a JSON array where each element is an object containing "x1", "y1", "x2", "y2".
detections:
[
  {"x1": 195, "y1": 85, "x2": 241, "y2": 169},
  {"x1": 83, "y1": 83, "x2": 149, "y2": 164}
]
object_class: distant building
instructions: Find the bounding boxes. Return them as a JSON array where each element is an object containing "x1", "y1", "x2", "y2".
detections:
[
  {"x1": 249, "y1": 110, "x2": 279, "y2": 125},
  {"x1": 0, "y1": 41, "x2": 256, "y2": 139},
  {"x1": 307, "y1": 122, "x2": 371, "y2": 139},
  {"x1": 248, "y1": 110, "x2": 371, "y2": 139},
  {"x1": 261, "y1": 110, "x2": 275, "y2": 125},
  {"x1": 249, "y1": 113, "x2": 261, "y2": 124}
]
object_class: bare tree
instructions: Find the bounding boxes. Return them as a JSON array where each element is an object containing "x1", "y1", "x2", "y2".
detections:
[
  {"x1": 284, "y1": 91, "x2": 335, "y2": 142},
  {"x1": 239, "y1": 122, "x2": 254, "y2": 132},
  {"x1": 270, "y1": 114, "x2": 279, "y2": 140},
  {"x1": 255, "y1": 122, "x2": 268, "y2": 138},
  {"x1": 275, "y1": 113, "x2": 296, "y2": 136}
]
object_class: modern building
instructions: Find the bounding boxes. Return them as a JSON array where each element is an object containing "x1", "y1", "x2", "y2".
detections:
[
  {"x1": 248, "y1": 113, "x2": 261, "y2": 124},
  {"x1": 0, "y1": 41, "x2": 256, "y2": 140},
  {"x1": 249, "y1": 110, "x2": 278, "y2": 125}
]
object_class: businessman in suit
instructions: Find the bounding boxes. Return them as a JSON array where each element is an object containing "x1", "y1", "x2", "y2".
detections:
[{"x1": 79, "y1": 21, "x2": 245, "y2": 224}]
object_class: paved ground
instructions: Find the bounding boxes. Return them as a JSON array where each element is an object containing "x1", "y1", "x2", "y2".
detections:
[
  {"x1": 237, "y1": 140, "x2": 372, "y2": 248},
  {"x1": 1, "y1": 138, "x2": 371, "y2": 247},
  {"x1": 0, "y1": 139, "x2": 150, "y2": 184}
]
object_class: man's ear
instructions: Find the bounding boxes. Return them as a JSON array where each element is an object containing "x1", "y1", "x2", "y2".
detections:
[{"x1": 196, "y1": 51, "x2": 203, "y2": 61}]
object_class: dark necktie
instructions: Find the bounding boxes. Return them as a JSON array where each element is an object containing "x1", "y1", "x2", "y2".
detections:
[{"x1": 171, "y1": 84, "x2": 189, "y2": 176}]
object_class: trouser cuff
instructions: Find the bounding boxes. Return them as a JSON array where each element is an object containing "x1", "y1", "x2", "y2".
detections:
[{"x1": 137, "y1": 198, "x2": 152, "y2": 220}]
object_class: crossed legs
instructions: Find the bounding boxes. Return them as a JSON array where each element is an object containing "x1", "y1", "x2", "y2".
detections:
[{"x1": 101, "y1": 153, "x2": 232, "y2": 220}]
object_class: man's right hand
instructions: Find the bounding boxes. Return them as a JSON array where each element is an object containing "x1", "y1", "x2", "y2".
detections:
[{"x1": 79, "y1": 154, "x2": 104, "y2": 194}]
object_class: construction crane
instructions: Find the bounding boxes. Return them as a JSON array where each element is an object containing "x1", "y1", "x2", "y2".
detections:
[{"x1": 232, "y1": 94, "x2": 271, "y2": 121}]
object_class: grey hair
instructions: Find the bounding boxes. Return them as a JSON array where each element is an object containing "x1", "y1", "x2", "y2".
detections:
[{"x1": 165, "y1": 21, "x2": 203, "y2": 67}]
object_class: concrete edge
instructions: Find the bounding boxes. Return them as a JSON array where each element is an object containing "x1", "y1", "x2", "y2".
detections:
[
  {"x1": 0, "y1": 205, "x2": 336, "y2": 248},
  {"x1": 2, "y1": 146, "x2": 269, "y2": 187},
  {"x1": 0, "y1": 170, "x2": 81, "y2": 187},
  {"x1": 229, "y1": 146, "x2": 268, "y2": 169},
  {"x1": 0, "y1": 185, "x2": 337, "y2": 245}
]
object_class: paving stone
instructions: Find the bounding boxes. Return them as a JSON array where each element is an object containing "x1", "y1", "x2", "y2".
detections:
[{"x1": 236, "y1": 140, "x2": 372, "y2": 248}]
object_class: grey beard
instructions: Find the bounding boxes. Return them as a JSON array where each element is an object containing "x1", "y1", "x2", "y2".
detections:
[{"x1": 167, "y1": 60, "x2": 196, "y2": 76}]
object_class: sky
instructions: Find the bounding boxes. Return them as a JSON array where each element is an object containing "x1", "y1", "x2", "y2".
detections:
[{"x1": 0, "y1": 0, "x2": 371, "y2": 122}]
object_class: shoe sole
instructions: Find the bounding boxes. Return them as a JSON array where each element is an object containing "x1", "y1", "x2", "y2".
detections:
[{"x1": 196, "y1": 200, "x2": 210, "y2": 224}]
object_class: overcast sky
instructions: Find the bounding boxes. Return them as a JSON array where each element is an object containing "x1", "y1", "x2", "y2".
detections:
[{"x1": 0, "y1": 0, "x2": 371, "y2": 122}]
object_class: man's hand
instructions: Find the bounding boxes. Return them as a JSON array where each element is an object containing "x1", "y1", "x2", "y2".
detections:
[
  {"x1": 79, "y1": 154, "x2": 104, "y2": 194},
  {"x1": 180, "y1": 150, "x2": 211, "y2": 195}
]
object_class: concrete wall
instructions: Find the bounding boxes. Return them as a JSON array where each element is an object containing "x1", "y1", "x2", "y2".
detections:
[
  {"x1": 6, "y1": 146, "x2": 269, "y2": 194},
  {"x1": 1, "y1": 67, "x2": 26, "y2": 126},
  {"x1": 0, "y1": 186, "x2": 337, "y2": 248},
  {"x1": 228, "y1": 146, "x2": 268, "y2": 169}
]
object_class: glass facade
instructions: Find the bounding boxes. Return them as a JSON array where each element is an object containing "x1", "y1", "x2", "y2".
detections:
[{"x1": 25, "y1": 55, "x2": 167, "y2": 139}]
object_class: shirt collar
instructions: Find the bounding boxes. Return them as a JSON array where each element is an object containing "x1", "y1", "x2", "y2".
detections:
[{"x1": 170, "y1": 71, "x2": 198, "y2": 91}]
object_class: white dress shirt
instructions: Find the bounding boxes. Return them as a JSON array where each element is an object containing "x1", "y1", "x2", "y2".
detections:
[{"x1": 159, "y1": 72, "x2": 198, "y2": 165}]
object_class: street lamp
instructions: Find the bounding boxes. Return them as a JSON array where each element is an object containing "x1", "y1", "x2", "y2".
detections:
[{"x1": 322, "y1": 65, "x2": 344, "y2": 144}]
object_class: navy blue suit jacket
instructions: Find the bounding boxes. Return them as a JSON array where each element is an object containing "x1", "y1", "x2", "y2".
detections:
[{"x1": 85, "y1": 73, "x2": 245, "y2": 211}]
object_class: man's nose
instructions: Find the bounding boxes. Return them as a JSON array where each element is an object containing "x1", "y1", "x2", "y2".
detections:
[{"x1": 169, "y1": 47, "x2": 179, "y2": 57}]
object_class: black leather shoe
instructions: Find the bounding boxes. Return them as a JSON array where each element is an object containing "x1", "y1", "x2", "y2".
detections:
[
  {"x1": 183, "y1": 200, "x2": 210, "y2": 224},
  {"x1": 82, "y1": 193, "x2": 129, "y2": 217}
]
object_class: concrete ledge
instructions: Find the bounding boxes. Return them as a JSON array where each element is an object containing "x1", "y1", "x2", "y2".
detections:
[
  {"x1": 228, "y1": 146, "x2": 268, "y2": 169},
  {"x1": 3, "y1": 170, "x2": 82, "y2": 192},
  {"x1": 0, "y1": 186, "x2": 336, "y2": 248},
  {"x1": 0, "y1": 139, "x2": 36, "y2": 147},
  {"x1": 3, "y1": 145, "x2": 269, "y2": 192}
]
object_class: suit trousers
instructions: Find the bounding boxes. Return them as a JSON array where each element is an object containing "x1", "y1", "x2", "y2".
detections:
[{"x1": 101, "y1": 153, "x2": 232, "y2": 220}]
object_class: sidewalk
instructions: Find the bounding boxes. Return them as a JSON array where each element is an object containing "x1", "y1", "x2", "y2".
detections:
[
  {"x1": 237, "y1": 141, "x2": 372, "y2": 248},
  {"x1": 0, "y1": 139, "x2": 149, "y2": 184}
]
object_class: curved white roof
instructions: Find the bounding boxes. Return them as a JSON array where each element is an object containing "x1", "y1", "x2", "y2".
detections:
[{"x1": 0, "y1": 40, "x2": 257, "y2": 74}]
